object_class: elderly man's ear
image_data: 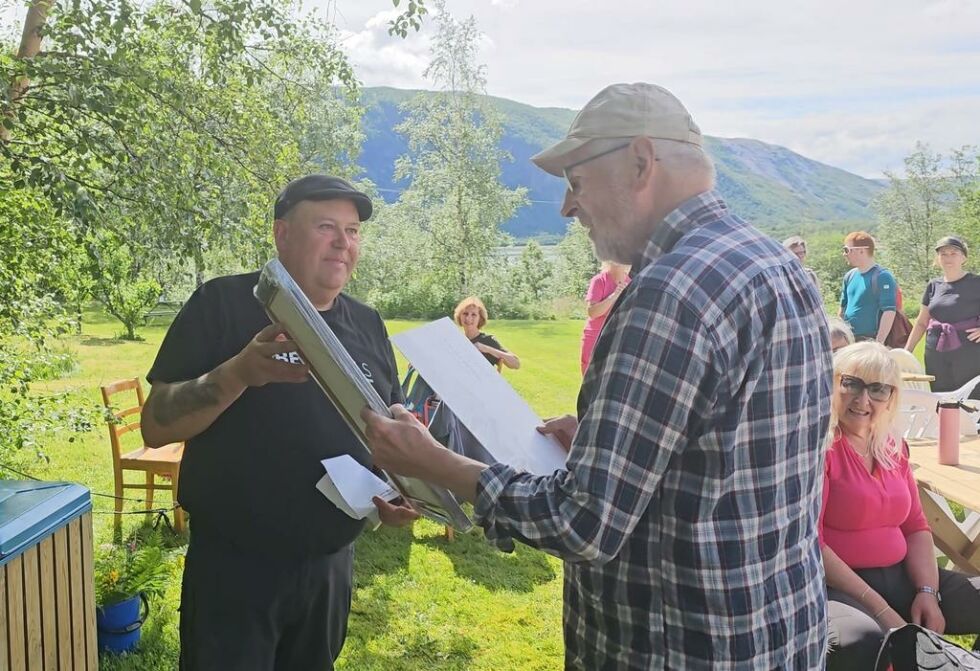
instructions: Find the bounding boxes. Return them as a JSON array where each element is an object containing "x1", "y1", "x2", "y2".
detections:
[{"x1": 628, "y1": 136, "x2": 658, "y2": 187}]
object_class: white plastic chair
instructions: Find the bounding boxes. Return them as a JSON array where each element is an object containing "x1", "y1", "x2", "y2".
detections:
[
  {"x1": 948, "y1": 373, "x2": 980, "y2": 407},
  {"x1": 896, "y1": 388, "x2": 980, "y2": 440},
  {"x1": 893, "y1": 393, "x2": 936, "y2": 440},
  {"x1": 888, "y1": 348, "x2": 932, "y2": 391}
]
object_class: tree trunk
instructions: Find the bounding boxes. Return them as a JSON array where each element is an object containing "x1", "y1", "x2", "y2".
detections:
[
  {"x1": 2, "y1": 0, "x2": 52, "y2": 142},
  {"x1": 193, "y1": 252, "x2": 206, "y2": 288}
]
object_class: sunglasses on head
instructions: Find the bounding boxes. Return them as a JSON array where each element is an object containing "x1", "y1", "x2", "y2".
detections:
[{"x1": 839, "y1": 374, "x2": 894, "y2": 402}]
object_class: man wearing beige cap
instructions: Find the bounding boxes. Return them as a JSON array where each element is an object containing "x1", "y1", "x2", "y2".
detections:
[{"x1": 361, "y1": 83, "x2": 831, "y2": 669}]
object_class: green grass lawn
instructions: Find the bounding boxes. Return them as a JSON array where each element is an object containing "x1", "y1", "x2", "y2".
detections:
[{"x1": 22, "y1": 309, "x2": 584, "y2": 670}]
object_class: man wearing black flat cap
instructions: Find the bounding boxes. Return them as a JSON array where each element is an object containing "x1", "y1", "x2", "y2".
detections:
[{"x1": 141, "y1": 175, "x2": 417, "y2": 670}]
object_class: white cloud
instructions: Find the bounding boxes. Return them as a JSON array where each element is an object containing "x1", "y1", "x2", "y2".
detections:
[
  {"x1": 322, "y1": 0, "x2": 979, "y2": 177},
  {"x1": 335, "y1": 9, "x2": 433, "y2": 89}
]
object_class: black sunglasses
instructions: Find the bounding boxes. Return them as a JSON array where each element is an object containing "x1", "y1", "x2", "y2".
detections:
[{"x1": 840, "y1": 374, "x2": 894, "y2": 402}]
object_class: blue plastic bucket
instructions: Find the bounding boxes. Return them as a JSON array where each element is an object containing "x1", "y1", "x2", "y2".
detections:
[{"x1": 96, "y1": 592, "x2": 148, "y2": 653}]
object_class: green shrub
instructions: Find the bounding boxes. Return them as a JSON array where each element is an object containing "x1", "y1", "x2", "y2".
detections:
[{"x1": 95, "y1": 529, "x2": 177, "y2": 606}]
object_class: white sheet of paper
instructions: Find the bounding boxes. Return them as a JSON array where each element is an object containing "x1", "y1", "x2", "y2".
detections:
[
  {"x1": 316, "y1": 455, "x2": 400, "y2": 520},
  {"x1": 391, "y1": 318, "x2": 567, "y2": 475}
]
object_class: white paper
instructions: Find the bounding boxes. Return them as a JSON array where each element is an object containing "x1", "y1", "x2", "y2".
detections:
[
  {"x1": 391, "y1": 318, "x2": 568, "y2": 475},
  {"x1": 316, "y1": 455, "x2": 400, "y2": 520}
]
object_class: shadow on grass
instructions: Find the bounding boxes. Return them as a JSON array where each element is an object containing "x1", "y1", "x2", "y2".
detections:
[
  {"x1": 354, "y1": 524, "x2": 414, "y2": 582},
  {"x1": 340, "y1": 579, "x2": 478, "y2": 671},
  {"x1": 418, "y1": 531, "x2": 557, "y2": 593},
  {"x1": 81, "y1": 336, "x2": 129, "y2": 347},
  {"x1": 345, "y1": 526, "x2": 478, "y2": 670}
]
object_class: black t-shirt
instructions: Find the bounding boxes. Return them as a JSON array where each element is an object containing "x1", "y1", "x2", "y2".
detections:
[
  {"x1": 922, "y1": 273, "x2": 980, "y2": 342},
  {"x1": 470, "y1": 332, "x2": 504, "y2": 366},
  {"x1": 147, "y1": 272, "x2": 402, "y2": 557}
]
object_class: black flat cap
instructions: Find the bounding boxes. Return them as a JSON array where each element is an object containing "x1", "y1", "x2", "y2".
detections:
[
  {"x1": 274, "y1": 175, "x2": 373, "y2": 221},
  {"x1": 935, "y1": 235, "x2": 968, "y2": 256}
]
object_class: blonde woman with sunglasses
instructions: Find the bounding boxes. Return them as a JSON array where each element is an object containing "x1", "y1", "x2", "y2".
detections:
[{"x1": 821, "y1": 342, "x2": 980, "y2": 669}]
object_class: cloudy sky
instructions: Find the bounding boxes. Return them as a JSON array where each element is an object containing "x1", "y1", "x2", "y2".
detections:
[
  {"x1": 3, "y1": 0, "x2": 977, "y2": 178},
  {"x1": 323, "y1": 0, "x2": 980, "y2": 178}
]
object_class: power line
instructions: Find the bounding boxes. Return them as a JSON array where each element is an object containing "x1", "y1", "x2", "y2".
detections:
[{"x1": 0, "y1": 462, "x2": 181, "y2": 530}]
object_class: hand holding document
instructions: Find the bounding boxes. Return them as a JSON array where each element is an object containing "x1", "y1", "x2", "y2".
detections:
[
  {"x1": 391, "y1": 318, "x2": 568, "y2": 476},
  {"x1": 315, "y1": 455, "x2": 400, "y2": 522}
]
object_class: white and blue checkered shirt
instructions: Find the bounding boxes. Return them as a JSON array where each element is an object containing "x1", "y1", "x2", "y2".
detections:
[{"x1": 474, "y1": 191, "x2": 832, "y2": 670}]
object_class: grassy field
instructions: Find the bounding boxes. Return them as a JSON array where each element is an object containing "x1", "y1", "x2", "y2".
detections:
[
  {"x1": 22, "y1": 309, "x2": 583, "y2": 670},
  {"x1": 13, "y1": 307, "x2": 964, "y2": 669}
]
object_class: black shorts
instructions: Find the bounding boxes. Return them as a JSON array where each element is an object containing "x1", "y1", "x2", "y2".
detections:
[{"x1": 179, "y1": 533, "x2": 354, "y2": 671}]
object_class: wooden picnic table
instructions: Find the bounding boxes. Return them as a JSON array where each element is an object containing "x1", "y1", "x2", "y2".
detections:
[
  {"x1": 901, "y1": 372, "x2": 936, "y2": 383},
  {"x1": 907, "y1": 435, "x2": 980, "y2": 575}
]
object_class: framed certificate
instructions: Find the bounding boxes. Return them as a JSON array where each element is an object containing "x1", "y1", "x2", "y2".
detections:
[{"x1": 254, "y1": 259, "x2": 472, "y2": 531}]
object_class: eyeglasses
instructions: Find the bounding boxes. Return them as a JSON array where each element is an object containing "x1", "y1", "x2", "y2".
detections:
[
  {"x1": 839, "y1": 374, "x2": 894, "y2": 402},
  {"x1": 842, "y1": 246, "x2": 869, "y2": 254},
  {"x1": 562, "y1": 143, "x2": 632, "y2": 193}
]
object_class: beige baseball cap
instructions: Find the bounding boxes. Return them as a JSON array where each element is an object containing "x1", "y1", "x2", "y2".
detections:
[{"x1": 531, "y1": 82, "x2": 702, "y2": 176}]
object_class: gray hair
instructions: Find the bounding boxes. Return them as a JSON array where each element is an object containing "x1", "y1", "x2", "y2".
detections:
[
  {"x1": 827, "y1": 317, "x2": 854, "y2": 347},
  {"x1": 651, "y1": 138, "x2": 716, "y2": 185}
]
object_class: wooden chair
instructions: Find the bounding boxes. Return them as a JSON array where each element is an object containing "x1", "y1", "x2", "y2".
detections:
[{"x1": 99, "y1": 378, "x2": 185, "y2": 537}]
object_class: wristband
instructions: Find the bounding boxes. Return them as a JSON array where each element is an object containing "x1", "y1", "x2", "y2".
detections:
[{"x1": 916, "y1": 586, "x2": 942, "y2": 604}]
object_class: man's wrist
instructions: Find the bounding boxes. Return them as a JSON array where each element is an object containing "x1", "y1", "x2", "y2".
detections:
[{"x1": 215, "y1": 358, "x2": 248, "y2": 399}]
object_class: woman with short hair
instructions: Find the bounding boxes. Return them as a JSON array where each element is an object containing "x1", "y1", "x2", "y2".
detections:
[
  {"x1": 453, "y1": 296, "x2": 520, "y2": 370},
  {"x1": 827, "y1": 317, "x2": 855, "y2": 353}
]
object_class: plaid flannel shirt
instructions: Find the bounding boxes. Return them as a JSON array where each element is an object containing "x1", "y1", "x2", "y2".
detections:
[{"x1": 474, "y1": 191, "x2": 832, "y2": 670}]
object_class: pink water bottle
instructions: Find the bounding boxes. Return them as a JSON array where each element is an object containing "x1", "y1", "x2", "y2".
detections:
[{"x1": 937, "y1": 401, "x2": 961, "y2": 466}]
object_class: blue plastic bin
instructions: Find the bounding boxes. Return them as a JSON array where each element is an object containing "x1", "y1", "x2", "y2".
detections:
[{"x1": 0, "y1": 479, "x2": 96, "y2": 670}]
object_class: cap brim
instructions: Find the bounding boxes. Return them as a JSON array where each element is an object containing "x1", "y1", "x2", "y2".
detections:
[
  {"x1": 280, "y1": 189, "x2": 373, "y2": 222},
  {"x1": 935, "y1": 242, "x2": 966, "y2": 255},
  {"x1": 531, "y1": 136, "x2": 593, "y2": 177}
]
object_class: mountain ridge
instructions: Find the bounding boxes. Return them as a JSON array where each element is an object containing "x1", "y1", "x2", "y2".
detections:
[{"x1": 356, "y1": 86, "x2": 883, "y2": 238}]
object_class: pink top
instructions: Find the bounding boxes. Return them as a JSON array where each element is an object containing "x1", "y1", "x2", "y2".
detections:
[
  {"x1": 819, "y1": 434, "x2": 930, "y2": 569},
  {"x1": 580, "y1": 270, "x2": 630, "y2": 368}
]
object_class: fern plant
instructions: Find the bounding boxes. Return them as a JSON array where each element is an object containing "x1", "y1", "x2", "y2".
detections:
[{"x1": 95, "y1": 530, "x2": 176, "y2": 605}]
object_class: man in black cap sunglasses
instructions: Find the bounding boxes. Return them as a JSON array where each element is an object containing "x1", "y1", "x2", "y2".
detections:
[{"x1": 141, "y1": 175, "x2": 418, "y2": 670}]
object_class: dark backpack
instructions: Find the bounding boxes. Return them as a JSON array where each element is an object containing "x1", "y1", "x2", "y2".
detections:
[
  {"x1": 875, "y1": 624, "x2": 980, "y2": 670},
  {"x1": 844, "y1": 265, "x2": 913, "y2": 347}
]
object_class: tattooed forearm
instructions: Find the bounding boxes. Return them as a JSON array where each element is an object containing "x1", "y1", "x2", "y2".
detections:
[{"x1": 151, "y1": 377, "x2": 223, "y2": 426}]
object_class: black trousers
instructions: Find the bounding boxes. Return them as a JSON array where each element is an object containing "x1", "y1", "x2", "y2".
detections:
[
  {"x1": 826, "y1": 563, "x2": 980, "y2": 670},
  {"x1": 179, "y1": 533, "x2": 354, "y2": 671},
  {"x1": 925, "y1": 337, "x2": 980, "y2": 400}
]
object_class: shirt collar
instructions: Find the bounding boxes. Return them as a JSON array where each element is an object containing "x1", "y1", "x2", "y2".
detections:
[{"x1": 634, "y1": 190, "x2": 729, "y2": 271}]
